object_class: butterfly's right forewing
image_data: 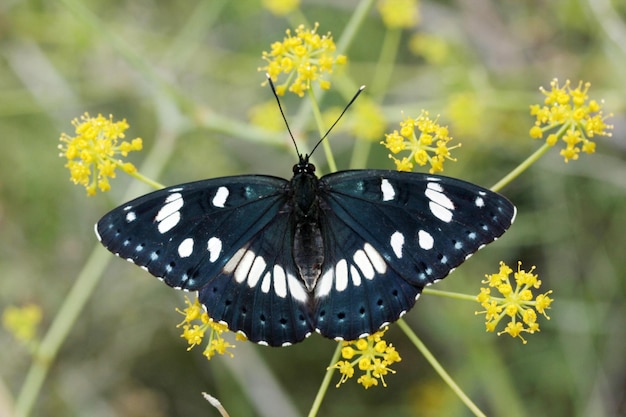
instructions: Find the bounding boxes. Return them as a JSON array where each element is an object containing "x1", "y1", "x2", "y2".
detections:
[{"x1": 96, "y1": 176, "x2": 289, "y2": 291}]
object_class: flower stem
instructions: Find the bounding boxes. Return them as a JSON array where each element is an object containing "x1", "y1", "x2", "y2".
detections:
[
  {"x1": 15, "y1": 248, "x2": 111, "y2": 417},
  {"x1": 308, "y1": 87, "x2": 337, "y2": 173},
  {"x1": 307, "y1": 343, "x2": 342, "y2": 417},
  {"x1": 397, "y1": 319, "x2": 487, "y2": 417},
  {"x1": 116, "y1": 160, "x2": 165, "y2": 190},
  {"x1": 422, "y1": 287, "x2": 479, "y2": 302},
  {"x1": 490, "y1": 142, "x2": 551, "y2": 192}
]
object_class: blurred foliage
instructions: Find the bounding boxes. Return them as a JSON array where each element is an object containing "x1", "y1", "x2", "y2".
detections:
[{"x1": 0, "y1": 0, "x2": 624, "y2": 416}]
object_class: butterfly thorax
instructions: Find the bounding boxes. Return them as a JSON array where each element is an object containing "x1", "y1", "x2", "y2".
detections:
[{"x1": 290, "y1": 157, "x2": 324, "y2": 292}]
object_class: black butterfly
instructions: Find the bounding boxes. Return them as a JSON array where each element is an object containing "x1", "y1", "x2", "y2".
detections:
[{"x1": 95, "y1": 86, "x2": 515, "y2": 347}]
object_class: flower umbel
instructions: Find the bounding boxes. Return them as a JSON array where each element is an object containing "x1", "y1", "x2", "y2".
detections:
[
  {"x1": 529, "y1": 79, "x2": 613, "y2": 162},
  {"x1": 261, "y1": 0, "x2": 300, "y2": 16},
  {"x1": 476, "y1": 262, "x2": 553, "y2": 344},
  {"x1": 260, "y1": 23, "x2": 347, "y2": 97},
  {"x1": 329, "y1": 327, "x2": 401, "y2": 389},
  {"x1": 382, "y1": 111, "x2": 459, "y2": 173},
  {"x1": 177, "y1": 296, "x2": 236, "y2": 359},
  {"x1": 2, "y1": 303, "x2": 43, "y2": 347},
  {"x1": 58, "y1": 113, "x2": 143, "y2": 196},
  {"x1": 377, "y1": 0, "x2": 420, "y2": 29}
]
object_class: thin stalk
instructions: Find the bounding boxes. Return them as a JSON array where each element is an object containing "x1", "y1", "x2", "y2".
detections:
[{"x1": 397, "y1": 319, "x2": 487, "y2": 417}]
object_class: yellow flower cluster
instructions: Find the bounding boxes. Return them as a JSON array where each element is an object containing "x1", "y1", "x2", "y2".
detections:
[
  {"x1": 330, "y1": 327, "x2": 401, "y2": 389},
  {"x1": 177, "y1": 297, "x2": 237, "y2": 360},
  {"x1": 260, "y1": 23, "x2": 347, "y2": 97},
  {"x1": 261, "y1": 0, "x2": 299, "y2": 16},
  {"x1": 377, "y1": 0, "x2": 420, "y2": 28},
  {"x1": 58, "y1": 113, "x2": 142, "y2": 196},
  {"x1": 381, "y1": 111, "x2": 459, "y2": 173},
  {"x1": 2, "y1": 303, "x2": 42, "y2": 346},
  {"x1": 529, "y1": 79, "x2": 613, "y2": 162},
  {"x1": 476, "y1": 262, "x2": 553, "y2": 344}
]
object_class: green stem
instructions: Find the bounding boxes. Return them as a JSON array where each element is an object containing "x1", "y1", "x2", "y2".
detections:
[
  {"x1": 15, "y1": 248, "x2": 111, "y2": 417},
  {"x1": 397, "y1": 319, "x2": 487, "y2": 417},
  {"x1": 370, "y1": 28, "x2": 402, "y2": 97},
  {"x1": 115, "y1": 161, "x2": 165, "y2": 190},
  {"x1": 307, "y1": 88, "x2": 337, "y2": 173},
  {"x1": 490, "y1": 142, "x2": 551, "y2": 192},
  {"x1": 307, "y1": 343, "x2": 342, "y2": 417},
  {"x1": 422, "y1": 288, "x2": 479, "y2": 302}
]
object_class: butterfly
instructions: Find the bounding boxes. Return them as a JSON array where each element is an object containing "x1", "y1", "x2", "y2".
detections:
[{"x1": 95, "y1": 86, "x2": 516, "y2": 347}]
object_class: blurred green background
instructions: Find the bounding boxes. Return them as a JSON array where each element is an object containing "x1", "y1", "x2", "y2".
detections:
[{"x1": 1, "y1": 0, "x2": 624, "y2": 416}]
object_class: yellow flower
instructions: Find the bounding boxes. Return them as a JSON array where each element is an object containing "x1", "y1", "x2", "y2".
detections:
[
  {"x1": 382, "y1": 111, "x2": 459, "y2": 173},
  {"x1": 249, "y1": 100, "x2": 287, "y2": 132},
  {"x1": 529, "y1": 79, "x2": 613, "y2": 163},
  {"x1": 2, "y1": 304, "x2": 42, "y2": 346},
  {"x1": 58, "y1": 113, "x2": 143, "y2": 196},
  {"x1": 476, "y1": 262, "x2": 553, "y2": 344},
  {"x1": 259, "y1": 23, "x2": 347, "y2": 97},
  {"x1": 261, "y1": 0, "x2": 299, "y2": 16},
  {"x1": 377, "y1": 0, "x2": 420, "y2": 28},
  {"x1": 329, "y1": 327, "x2": 401, "y2": 388},
  {"x1": 409, "y1": 33, "x2": 449, "y2": 65},
  {"x1": 177, "y1": 296, "x2": 236, "y2": 359}
]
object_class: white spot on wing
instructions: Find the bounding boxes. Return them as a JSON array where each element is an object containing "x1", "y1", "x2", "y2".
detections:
[
  {"x1": 428, "y1": 201, "x2": 453, "y2": 223},
  {"x1": 261, "y1": 272, "x2": 271, "y2": 293},
  {"x1": 390, "y1": 231, "x2": 404, "y2": 258},
  {"x1": 154, "y1": 193, "x2": 185, "y2": 222},
  {"x1": 381, "y1": 178, "x2": 395, "y2": 201},
  {"x1": 335, "y1": 259, "x2": 348, "y2": 292},
  {"x1": 363, "y1": 243, "x2": 387, "y2": 274},
  {"x1": 155, "y1": 193, "x2": 184, "y2": 233},
  {"x1": 212, "y1": 186, "x2": 229, "y2": 208},
  {"x1": 316, "y1": 269, "x2": 334, "y2": 298},
  {"x1": 125, "y1": 211, "x2": 136, "y2": 222},
  {"x1": 350, "y1": 265, "x2": 362, "y2": 287},
  {"x1": 426, "y1": 188, "x2": 454, "y2": 208},
  {"x1": 234, "y1": 250, "x2": 255, "y2": 283},
  {"x1": 247, "y1": 256, "x2": 266, "y2": 287},
  {"x1": 353, "y1": 250, "x2": 374, "y2": 279},
  {"x1": 273, "y1": 265, "x2": 287, "y2": 298},
  {"x1": 288, "y1": 273, "x2": 308, "y2": 303},
  {"x1": 475, "y1": 196, "x2": 485, "y2": 207},
  {"x1": 207, "y1": 237, "x2": 222, "y2": 263},
  {"x1": 223, "y1": 247, "x2": 246, "y2": 273},
  {"x1": 177, "y1": 238, "x2": 194, "y2": 258},
  {"x1": 418, "y1": 230, "x2": 434, "y2": 250},
  {"x1": 427, "y1": 182, "x2": 444, "y2": 192}
]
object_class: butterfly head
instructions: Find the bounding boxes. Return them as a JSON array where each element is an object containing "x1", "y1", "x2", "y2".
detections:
[{"x1": 293, "y1": 154, "x2": 316, "y2": 176}]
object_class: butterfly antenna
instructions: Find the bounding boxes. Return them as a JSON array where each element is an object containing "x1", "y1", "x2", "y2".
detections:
[
  {"x1": 309, "y1": 85, "x2": 366, "y2": 156},
  {"x1": 266, "y1": 74, "x2": 302, "y2": 157}
]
